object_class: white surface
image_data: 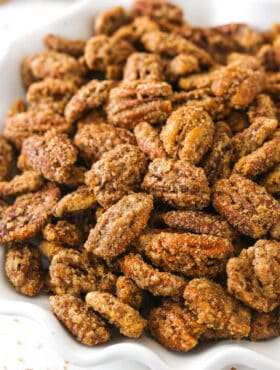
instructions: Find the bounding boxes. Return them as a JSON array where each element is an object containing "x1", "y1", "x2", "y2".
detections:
[{"x1": 0, "y1": 1, "x2": 280, "y2": 370}]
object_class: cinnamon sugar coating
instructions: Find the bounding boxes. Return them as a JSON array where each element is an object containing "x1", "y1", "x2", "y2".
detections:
[
  {"x1": 116, "y1": 276, "x2": 144, "y2": 309},
  {"x1": 123, "y1": 52, "x2": 164, "y2": 81},
  {"x1": 0, "y1": 171, "x2": 44, "y2": 197},
  {"x1": 134, "y1": 121, "x2": 166, "y2": 160},
  {"x1": 249, "y1": 310, "x2": 280, "y2": 340},
  {"x1": 94, "y1": 6, "x2": 129, "y2": 36},
  {"x1": 43, "y1": 34, "x2": 86, "y2": 57},
  {"x1": 42, "y1": 220, "x2": 83, "y2": 248},
  {"x1": 0, "y1": 135, "x2": 14, "y2": 180}
]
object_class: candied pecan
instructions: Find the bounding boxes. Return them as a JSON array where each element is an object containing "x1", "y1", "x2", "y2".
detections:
[
  {"x1": 212, "y1": 175, "x2": 280, "y2": 238},
  {"x1": 85, "y1": 144, "x2": 147, "y2": 208},
  {"x1": 0, "y1": 199, "x2": 8, "y2": 217},
  {"x1": 27, "y1": 78, "x2": 77, "y2": 115},
  {"x1": 19, "y1": 131, "x2": 77, "y2": 184},
  {"x1": 249, "y1": 310, "x2": 280, "y2": 341},
  {"x1": 120, "y1": 253, "x2": 186, "y2": 297},
  {"x1": 75, "y1": 122, "x2": 135, "y2": 165},
  {"x1": 94, "y1": 6, "x2": 129, "y2": 36},
  {"x1": 226, "y1": 110, "x2": 249, "y2": 133},
  {"x1": 0, "y1": 171, "x2": 44, "y2": 197},
  {"x1": 132, "y1": 0, "x2": 183, "y2": 31},
  {"x1": 148, "y1": 301, "x2": 205, "y2": 352},
  {"x1": 4, "y1": 110, "x2": 72, "y2": 149},
  {"x1": 233, "y1": 137, "x2": 280, "y2": 178},
  {"x1": 166, "y1": 54, "x2": 199, "y2": 82},
  {"x1": 84, "y1": 35, "x2": 134, "y2": 78},
  {"x1": 49, "y1": 249, "x2": 114, "y2": 295},
  {"x1": 54, "y1": 185, "x2": 96, "y2": 218},
  {"x1": 262, "y1": 164, "x2": 280, "y2": 194},
  {"x1": 6, "y1": 98, "x2": 26, "y2": 118},
  {"x1": 141, "y1": 158, "x2": 210, "y2": 210},
  {"x1": 116, "y1": 276, "x2": 144, "y2": 309},
  {"x1": 43, "y1": 34, "x2": 86, "y2": 57},
  {"x1": 134, "y1": 121, "x2": 166, "y2": 160},
  {"x1": 248, "y1": 94, "x2": 276, "y2": 122},
  {"x1": 184, "y1": 278, "x2": 251, "y2": 339},
  {"x1": 123, "y1": 52, "x2": 164, "y2": 81},
  {"x1": 270, "y1": 220, "x2": 280, "y2": 241},
  {"x1": 64, "y1": 80, "x2": 115, "y2": 123},
  {"x1": 202, "y1": 121, "x2": 233, "y2": 184},
  {"x1": 232, "y1": 117, "x2": 278, "y2": 160},
  {"x1": 106, "y1": 80, "x2": 172, "y2": 129},
  {"x1": 211, "y1": 58, "x2": 265, "y2": 108},
  {"x1": 39, "y1": 240, "x2": 67, "y2": 261},
  {"x1": 264, "y1": 72, "x2": 280, "y2": 96},
  {"x1": 26, "y1": 50, "x2": 85, "y2": 80},
  {"x1": 136, "y1": 229, "x2": 234, "y2": 277},
  {"x1": 86, "y1": 291, "x2": 146, "y2": 338},
  {"x1": 84, "y1": 193, "x2": 153, "y2": 260},
  {"x1": 227, "y1": 240, "x2": 280, "y2": 312},
  {"x1": 160, "y1": 105, "x2": 214, "y2": 164},
  {"x1": 21, "y1": 55, "x2": 37, "y2": 88},
  {"x1": 257, "y1": 44, "x2": 278, "y2": 71},
  {"x1": 62, "y1": 166, "x2": 86, "y2": 189},
  {"x1": 49, "y1": 294, "x2": 110, "y2": 345},
  {"x1": 5, "y1": 245, "x2": 43, "y2": 296},
  {"x1": 0, "y1": 135, "x2": 14, "y2": 181},
  {"x1": 160, "y1": 210, "x2": 236, "y2": 241},
  {"x1": 141, "y1": 31, "x2": 212, "y2": 66},
  {"x1": 179, "y1": 71, "x2": 216, "y2": 91},
  {"x1": 42, "y1": 221, "x2": 82, "y2": 248},
  {"x1": 0, "y1": 184, "x2": 60, "y2": 243}
]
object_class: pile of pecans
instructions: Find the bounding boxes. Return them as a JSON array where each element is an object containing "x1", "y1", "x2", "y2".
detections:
[{"x1": 1, "y1": 0, "x2": 280, "y2": 352}]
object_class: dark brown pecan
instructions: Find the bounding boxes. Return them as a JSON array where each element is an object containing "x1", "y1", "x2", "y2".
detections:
[
  {"x1": 249, "y1": 310, "x2": 280, "y2": 341},
  {"x1": 166, "y1": 54, "x2": 199, "y2": 82}
]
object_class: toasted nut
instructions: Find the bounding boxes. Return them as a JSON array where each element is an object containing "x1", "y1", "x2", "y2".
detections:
[
  {"x1": 184, "y1": 278, "x2": 251, "y2": 339},
  {"x1": 136, "y1": 229, "x2": 234, "y2": 277},
  {"x1": 0, "y1": 171, "x2": 44, "y2": 197},
  {"x1": 166, "y1": 54, "x2": 199, "y2": 82},
  {"x1": 43, "y1": 34, "x2": 86, "y2": 57},
  {"x1": 49, "y1": 294, "x2": 111, "y2": 345},
  {"x1": 160, "y1": 105, "x2": 214, "y2": 164},
  {"x1": 141, "y1": 158, "x2": 210, "y2": 210},
  {"x1": 106, "y1": 80, "x2": 172, "y2": 129},
  {"x1": 85, "y1": 144, "x2": 147, "y2": 208},
  {"x1": 123, "y1": 52, "x2": 164, "y2": 81},
  {"x1": 270, "y1": 220, "x2": 280, "y2": 241},
  {"x1": 227, "y1": 239, "x2": 280, "y2": 312},
  {"x1": 116, "y1": 276, "x2": 144, "y2": 309},
  {"x1": 5, "y1": 245, "x2": 43, "y2": 296},
  {"x1": 0, "y1": 135, "x2": 14, "y2": 180},
  {"x1": 85, "y1": 193, "x2": 153, "y2": 260},
  {"x1": 227, "y1": 110, "x2": 249, "y2": 133},
  {"x1": 0, "y1": 184, "x2": 60, "y2": 243},
  {"x1": 94, "y1": 6, "x2": 129, "y2": 36},
  {"x1": 261, "y1": 163, "x2": 280, "y2": 194},
  {"x1": 212, "y1": 175, "x2": 280, "y2": 238},
  {"x1": 179, "y1": 72, "x2": 215, "y2": 91},
  {"x1": 120, "y1": 253, "x2": 186, "y2": 297},
  {"x1": 249, "y1": 310, "x2": 280, "y2": 341},
  {"x1": 6, "y1": 98, "x2": 26, "y2": 117},
  {"x1": 39, "y1": 240, "x2": 67, "y2": 261},
  {"x1": 4, "y1": 110, "x2": 72, "y2": 149},
  {"x1": 134, "y1": 121, "x2": 166, "y2": 160},
  {"x1": 19, "y1": 131, "x2": 77, "y2": 184},
  {"x1": 0, "y1": 199, "x2": 8, "y2": 217},
  {"x1": 248, "y1": 94, "x2": 276, "y2": 122},
  {"x1": 54, "y1": 185, "x2": 96, "y2": 218},
  {"x1": 148, "y1": 302, "x2": 205, "y2": 352},
  {"x1": 65, "y1": 80, "x2": 115, "y2": 123},
  {"x1": 42, "y1": 221, "x2": 83, "y2": 247}
]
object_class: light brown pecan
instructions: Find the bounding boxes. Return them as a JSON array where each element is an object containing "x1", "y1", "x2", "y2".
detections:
[
  {"x1": 64, "y1": 80, "x2": 115, "y2": 123},
  {"x1": 211, "y1": 57, "x2": 265, "y2": 108},
  {"x1": 270, "y1": 220, "x2": 280, "y2": 241},
  {"x1": 141, "y1": 158, "x2": 210, "y2": 209},
  {"x1": 6, "y1": 98, "x2": 26, "y2": 118},
  {"x1": 94, "y1": 6, "x2": 129, "y2": 36},
  {"x1": 0, "y1": 184, "x2": 60, "y2": 243},
  {"x1": 49, "y1": 294, "x2": 111, "y2": 345},
  {"x1": 166, "y1": 54, "x2": 199, "y2": 82},
  {"x1": 5, "y1": 245, "x2": 43, "y2": 296},
  {"x1": 227, "y1": 240, "x2": 280, "y2": 312},
  {"x1": 0, "y1": 171, "x2": 44, "y2": 197},
  {"x1": 84, "y1": 193, "x2": 153, "y2": 260},
  {"x1": 54, "y1": 185, "x2": 96, "y2": 218},
  {"x1": 134, "y1": 121, "x2": 166, "y2": 160},
  {"x1": 202, "y1": 121, "x2": 233, "y2": 185},
  {"x1": 19, "y1": 130, "x2": 77, "y2": 184},
  {"x1": 0, "y1": 135, "x2": 14, "y2": 181},
  {"x1": 148, "y1": 301, "x2": 205, "y2": 352},
  {"x1": 179, "y1": 71, "x2": 216, "y2": 91},
  {"x1": 74, "y1": 122, "x2": 135, "y2": 165},
  {"x1": 135, "y1": 229, "x2": 234, "y2": 277},
  {"x1": 248, "y1": 94, "x2": 276, "y2": 122},
  {"x1": 120, "y1": 253, "x2": 186, "y2": 297},
  {"x1": 249, "y1": 310, "x2": 280, "y2": 341},
  {"x1": 42, "y1": 221, "x2": 83, "y2": 248},
  {"x1": 43, "y1": 34, "x2": 86, "y2": 57},
  {"x1": 123, "y1": 52, "x2": 164, "y2": 81},
  {"x1": 85, "y1": 144, "x2": 147, "y2": 208},
  {"x1": 0, "y1": 199, "x2": 8, "y2": 218},
  {"x1": 212, "y1": 175, "x2": 280, "y2": 238},
  {"x1": 160, "y1": 105, "x2": 214, "y2": 164},
  {"x1": 106, "y1": 80, "x2": 172, "y2": 129},
  {"x1": 27, "y1": 78, "x2": 77, "y2": 115},
  {"x1": 116, "y1": 276, "x2": 144, "y2": 310},
  {"x1": 86, "y1": 291, "x2": 147, "y2": 338},
  {"x1": 39, "y1": 240, "x2": 67, "y2": 261},
  {"x1": 160, "y1": 210, "x2": 236, "y2": 241},
  {"x1": 184, "y1": 278, "x2": 251, "y2": 339},
  {"x1": 4, "y1": 110, "x2": 72, "y2": 149}
]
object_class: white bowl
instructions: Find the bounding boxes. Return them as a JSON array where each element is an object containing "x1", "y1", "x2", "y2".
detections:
[{"x1": 0, "y1": 1, "x2": 279, "y2": 369}]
